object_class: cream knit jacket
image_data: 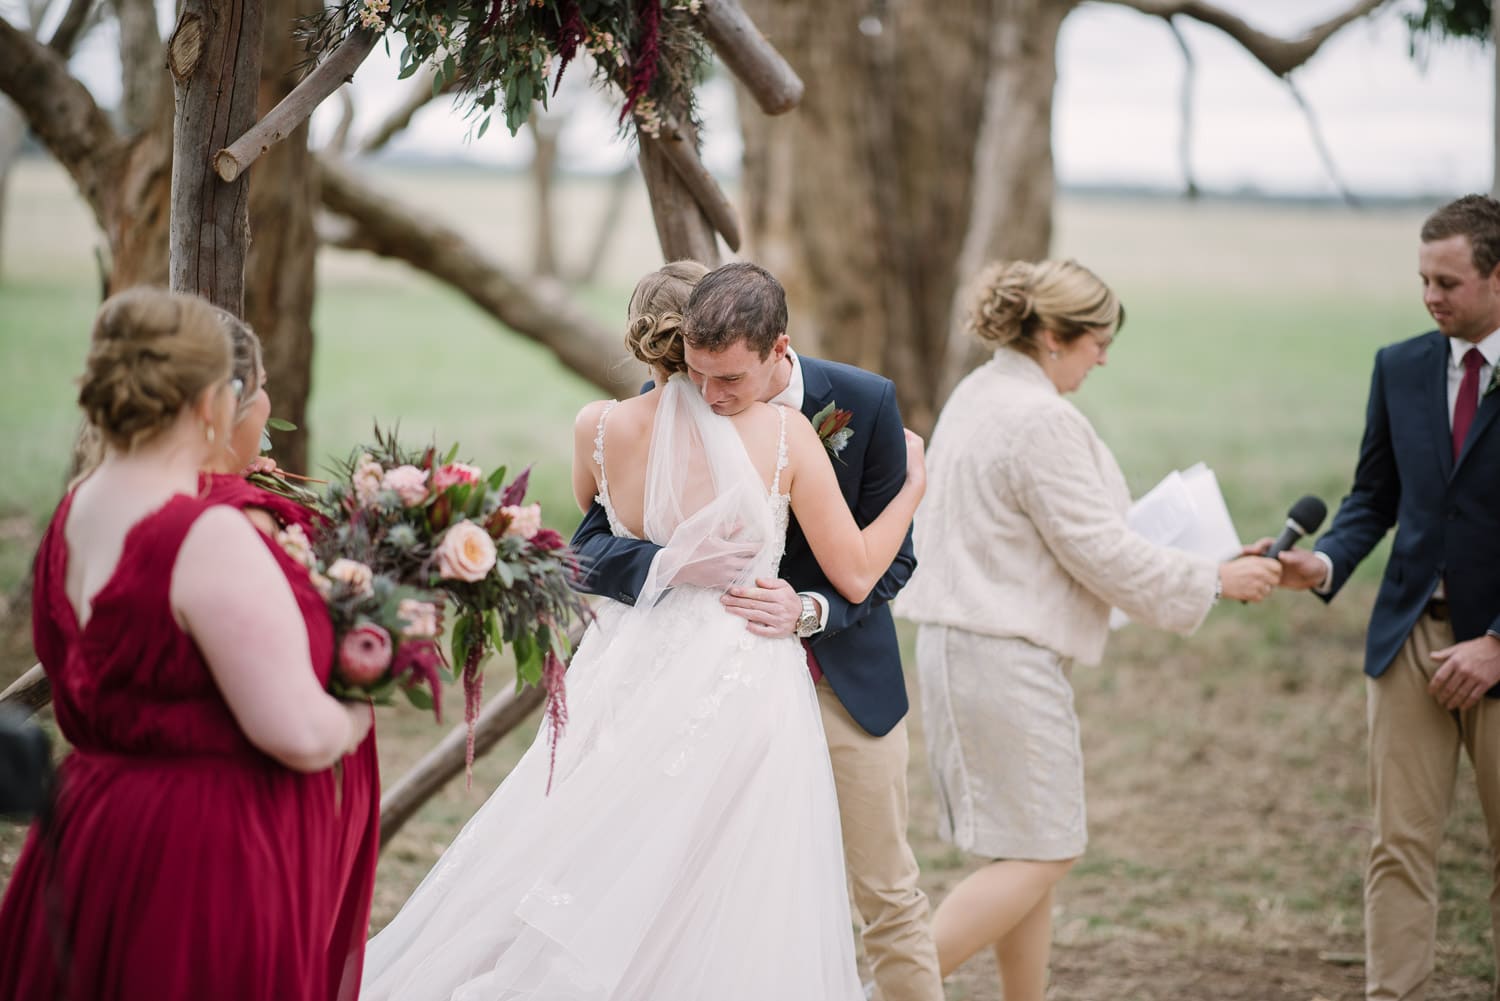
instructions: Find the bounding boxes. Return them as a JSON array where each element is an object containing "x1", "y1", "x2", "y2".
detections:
[{"x1": 898, "y1": 348, "x2": 1217, "y2": 665}]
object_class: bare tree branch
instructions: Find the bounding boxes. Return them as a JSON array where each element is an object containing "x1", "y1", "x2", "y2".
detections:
[
  {"x1": 641, "y1": 112, "x2": 741, "y2": 251},
  {"x1": 1166, "y1": 17, "x2": 1199, "y2": 198},
  {"x1": 695, "y1": 0, "x2": 803, "y2": 114},
  {"x1": 215, "y1": 28, "x2": 378, "y2": 181},
  {"x1": 47, "y1": 0, "x2": 95, "y2": 56},
  {"x1": 0, "y1": 13, "x2": 124, "y2": 226},
  {"x1": 111, "y1": 0, "x2": 165, "y2": 132},
  {"x1": 1096, "y1": 0, "x2": 1389, "y2": 77},
  {"x1": 325, "y1": 88, "x2": 356, "y2": 154},
  {"x1": 316, "y1": 156, "x2": 640, "y2": 400},
  {"x1": 1285, "y1": 77, "x2": 1359, "y2": 207}
]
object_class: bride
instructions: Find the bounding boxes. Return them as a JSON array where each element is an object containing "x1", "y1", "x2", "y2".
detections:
[{"x1": 361, "y1": 262, "x2": 926, "y2": 1001}]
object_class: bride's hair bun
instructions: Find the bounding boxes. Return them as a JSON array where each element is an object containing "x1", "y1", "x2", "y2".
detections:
[
  {"x1": 625, "y1": 259, "x2": 711, "y2": 376},
  {"x1": 76, "y1": 287, "x2": 233, "y2": 452},
  {"x1": 626, "y1": 311, "x2": 688, "y2": 374}
]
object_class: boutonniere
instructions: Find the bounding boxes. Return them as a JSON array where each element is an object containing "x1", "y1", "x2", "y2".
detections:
[
  {"x1": 812, "y1": 402, "x2": 854, "y2": 460},
  {"x1": 1486, "y1": 366, "x2": 1499, "y2": 398}
]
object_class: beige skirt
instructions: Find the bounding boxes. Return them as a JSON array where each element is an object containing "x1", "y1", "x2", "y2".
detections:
[{"x1": 915, "y1": 624, "x2": 1087, "y2": 861}]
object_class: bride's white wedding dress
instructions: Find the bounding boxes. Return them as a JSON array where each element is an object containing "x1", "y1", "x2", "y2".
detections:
[{"x1": 362, "y1": 376, "x2": 863, "y2": 1001}]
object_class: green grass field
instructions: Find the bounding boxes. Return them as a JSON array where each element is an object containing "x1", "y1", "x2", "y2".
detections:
[{"x1": 0, "y1": 159, "x2": 1491, "y2": 998}]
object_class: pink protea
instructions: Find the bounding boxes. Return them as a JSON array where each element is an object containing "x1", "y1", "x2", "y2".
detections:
[{"x1": 338, "y1": 623, "x2": 393, "y2": 687}]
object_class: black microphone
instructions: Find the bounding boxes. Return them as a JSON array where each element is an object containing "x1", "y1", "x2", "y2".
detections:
[{"x1": 1265, "y1": 495, "x2": 1327, "y2": 559}]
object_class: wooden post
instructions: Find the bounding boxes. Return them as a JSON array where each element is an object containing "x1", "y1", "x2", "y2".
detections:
[
  {"x1": 0, "y1": 664, "x2": 48, "y2": 719},
  {"x1": 166, "y1": 0, "x2": 264, "y2": 314},
  {"x1": 639, "y1": 114, "x2": 721, "y2": 266},
  {"x1": 378, "y1": 683, "x2": 547, "y2": 848},
  {"x1": 697, "y1": 0, "x2": 803, "y2": 115}
]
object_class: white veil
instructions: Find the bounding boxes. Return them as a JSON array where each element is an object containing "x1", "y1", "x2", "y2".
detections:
[{"x1": 637, "y1": 373, "x2": 777, "y2": 606}]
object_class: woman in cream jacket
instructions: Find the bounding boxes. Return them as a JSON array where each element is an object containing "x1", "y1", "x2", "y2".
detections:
[{"x1": 898, "y1": 259, "x2": 1280, "y2": 1001}]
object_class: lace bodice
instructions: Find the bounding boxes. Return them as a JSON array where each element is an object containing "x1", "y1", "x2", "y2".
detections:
[{"x1": 594, "y1": 399, "x2": 791, "y2": 575}]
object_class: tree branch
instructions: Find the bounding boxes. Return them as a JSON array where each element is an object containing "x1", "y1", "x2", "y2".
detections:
[
  {"x1": 1285, "y1": 77, "x2": 1359, "y2": 207},
  {"x1": 0, "y1": 13, "x2": 123, "y2": 226},
  {"x1": 640, "y1": 112, "x2": 741, "y2": 251},
  {"x1": 0, "y1": 663, "x2": 48, "y2": 718},
  {"x1": 695, "y1": 0, "x2": 803, "y2": 114},
  {"x1": 315, "y1": 156, "x2": 641, "y2": 400},
  {"x1": 1166, "y1": 17, "x2": 1199, "y2": 198},
  {"x1": 47, "y1": 0, "x2": 95, "y2": 56},
  {"x1": 215, "y1": 28, "x2": 378, "y2": 181},
  {"x1": 1096, "y1": 0, "x2": 1389, "y2": 77}
]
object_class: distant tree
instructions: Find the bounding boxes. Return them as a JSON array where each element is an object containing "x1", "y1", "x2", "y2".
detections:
[{"x1": 1399, "y1": 0, "x2": 1496, "y2": 195}]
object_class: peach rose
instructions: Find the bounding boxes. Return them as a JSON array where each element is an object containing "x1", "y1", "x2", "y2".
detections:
[
  {"x1": 327, "y1": 558, "x2": 375, "y2": 598},
  {"x1": 382, "y1": 465, "x2": 429, "y2": 507},
  {"x1": 352, "y1": 454, "x2": 384, "y2": 508},
  {"x1": 275, "y1": 524, "x2": 315, "y2": 568},
  {"x1": 501, "y1": 502, "x2": 542, "y2": 540},
  {"x1": 436, "y1": 521, "x2": 497, "y2": 582},
  {"x1": 431, "y1": 462, "x2": 482, "y2": 494},
  {"x1": 338, "y1": 623, "x2": 392, "y2": 687},
  {"x1": 398, "y1": 598, "x2": 440, "y2": 639}
]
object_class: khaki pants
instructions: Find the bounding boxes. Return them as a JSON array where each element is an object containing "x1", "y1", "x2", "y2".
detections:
[
  {"x1": 817, "y1": 680, "x2": 944, "y2": 1001},
  {"x1": 1365, "y1": 610, "x2": 1500, "y2": 1001}
]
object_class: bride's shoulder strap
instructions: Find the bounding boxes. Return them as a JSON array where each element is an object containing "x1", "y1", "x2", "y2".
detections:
[
  {"x1": 771, "y1": 403, "x2": 790, "y2": 495},
  {"x1": 593, "y1": 400, "x2": 620, "y2": 481}
]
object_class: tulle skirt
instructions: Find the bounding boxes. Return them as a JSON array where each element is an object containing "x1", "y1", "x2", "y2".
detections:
[{"x1": 361, "y1": 587, "x2": 863, "y2": 1001}]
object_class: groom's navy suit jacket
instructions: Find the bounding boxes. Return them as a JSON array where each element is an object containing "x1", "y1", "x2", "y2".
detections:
[
  {"x1": 569, "y1": 355, "x2": 916, "y2": 737},
  {"x1": 1315, "y1": 330, "x2": 1500, "y2": 693}
]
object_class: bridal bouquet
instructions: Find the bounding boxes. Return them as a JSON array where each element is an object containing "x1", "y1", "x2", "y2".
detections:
[{"x1": 286, "y1": 426, "x2": 587, "y2": 771}]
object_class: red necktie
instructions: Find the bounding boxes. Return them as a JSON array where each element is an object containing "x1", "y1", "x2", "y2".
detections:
[{"x1": 1453, "y1": 347, "x2": 1484, "y2": 461}]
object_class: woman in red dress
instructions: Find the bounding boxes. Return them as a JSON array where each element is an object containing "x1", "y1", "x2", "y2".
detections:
[
  {"x1": 0, "y1": 288, "x2": 372, "y2": 1000},
  {"x1": 202, "y1": 312, "x2": 382, "y2": 1001}
]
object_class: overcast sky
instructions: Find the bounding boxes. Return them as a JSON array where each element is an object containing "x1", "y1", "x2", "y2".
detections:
[{"x1": 59, "y1": 0, "x2": 1492, "y2": 197}]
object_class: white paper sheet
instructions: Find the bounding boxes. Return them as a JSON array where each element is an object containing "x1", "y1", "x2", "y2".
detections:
[{"x1": 1110, "y1": 463, "x2": 1241, "y2": 629}]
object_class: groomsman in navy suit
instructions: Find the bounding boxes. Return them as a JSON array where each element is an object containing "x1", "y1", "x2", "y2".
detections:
[
  {"x1": 571, "y1": 262, "x2": 943, "y2": 1001},
  {"x1": 1280, "y1": 195, "x2": 1500, "y2": 1000}
]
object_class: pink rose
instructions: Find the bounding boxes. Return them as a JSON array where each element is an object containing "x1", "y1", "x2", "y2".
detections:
[
  {"x1": 381, "y1": 465, "x2": 429, "y2": 507},
  {"x1": 436, "y1": 521, "x2": 497, "y2": 582},
  {"x1": 501, "y1": 503, "x2": 542, "y2": 540},
  {"x1": 338, "y1": 623, "x2": 392, "y2": 687},
  {"x1": 352, "y1": 454, "x2": 384, "y2": 508},
  {"x1": 431, "y1": 462, "x2": 482, "y2": 494}
]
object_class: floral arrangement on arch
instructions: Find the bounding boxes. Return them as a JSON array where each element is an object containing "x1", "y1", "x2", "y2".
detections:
[
  {"x1": 303, "y1": 0, "x2": 711, "y2": 139},
  {"x1": 276, "y1": 426, "x2": 589, "y2": 772}
]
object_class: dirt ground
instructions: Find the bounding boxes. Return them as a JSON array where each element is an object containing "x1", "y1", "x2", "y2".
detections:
[{"x1": 3, "y1": 571, "x2": 1495, "y2": 1000}]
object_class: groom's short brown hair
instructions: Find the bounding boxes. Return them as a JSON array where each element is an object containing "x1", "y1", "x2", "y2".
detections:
[{"x1": 684, "y1": 262, "x2": 788, "y2": 359}]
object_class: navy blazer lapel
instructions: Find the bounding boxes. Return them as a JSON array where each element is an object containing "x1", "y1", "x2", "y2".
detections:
[
  {"x1": 1425, "y1": 336, "x2": 1455, "y2": 481},
  {"x1": 798, "y1": 354, "x2": 834, "y2": 419}
]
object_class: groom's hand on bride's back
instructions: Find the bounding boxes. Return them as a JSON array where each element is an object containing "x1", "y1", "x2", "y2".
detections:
[{"x1": 722, "y1": 578, "x2": 801, "y2": 638}]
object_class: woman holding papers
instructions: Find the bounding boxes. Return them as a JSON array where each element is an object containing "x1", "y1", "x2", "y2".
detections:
[{"x1": 898, "y1": 259, "x2": 1280, "y2": 1001}]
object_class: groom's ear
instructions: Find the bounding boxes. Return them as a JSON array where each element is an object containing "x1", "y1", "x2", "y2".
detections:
[{"x1": 772, "y1": 333, "x2": 790, "y2": 359}]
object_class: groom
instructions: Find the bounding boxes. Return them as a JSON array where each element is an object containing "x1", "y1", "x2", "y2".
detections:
[{"x1": 570, "y1": 261, "x2": 943, "y2": 1001}]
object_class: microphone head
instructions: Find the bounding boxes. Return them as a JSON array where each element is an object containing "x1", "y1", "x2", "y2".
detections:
[{"x1": 1286, "y1": 495, "x2": 1327, "y2": 536}]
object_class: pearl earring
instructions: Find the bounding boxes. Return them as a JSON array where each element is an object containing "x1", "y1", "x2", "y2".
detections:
[
  {"x1": 205, "y1": 425, "x2": 216, "y2": 445},
  {"x1": 1048, "y1": 350, "x2": 1059, "y2": 360}
]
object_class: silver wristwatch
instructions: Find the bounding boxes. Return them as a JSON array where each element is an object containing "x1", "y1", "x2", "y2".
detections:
[{"x1": 794, "y1": 594, "x2": 822, "y2": 638}]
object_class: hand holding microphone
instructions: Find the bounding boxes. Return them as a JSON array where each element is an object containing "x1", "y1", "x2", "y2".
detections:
[{"x1": 1220, "y1": 495, "x2": 1327, "y2": 602}]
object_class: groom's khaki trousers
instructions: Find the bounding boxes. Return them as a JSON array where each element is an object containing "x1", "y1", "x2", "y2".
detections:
[
  {"x1": 817, "y1": 680, "x2": 944, "y2": 1001},
  {"x1": 1364, "y1": 608, "x2": 1500, "y2": 1001}
]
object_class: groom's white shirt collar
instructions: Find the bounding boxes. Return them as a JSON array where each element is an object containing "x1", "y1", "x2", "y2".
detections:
[{"x1": 767, "y1": 349, "x2": 805, "y2": 411}]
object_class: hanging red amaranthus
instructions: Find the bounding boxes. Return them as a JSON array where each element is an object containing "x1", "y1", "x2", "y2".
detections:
[{"x1": 619, "y1": 0, "x2": 661, "y2": 122}]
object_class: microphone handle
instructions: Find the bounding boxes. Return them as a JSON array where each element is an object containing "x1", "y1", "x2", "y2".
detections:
[{"x1": 1264, "y1": 522, "x2": 1302, "y2": 560}]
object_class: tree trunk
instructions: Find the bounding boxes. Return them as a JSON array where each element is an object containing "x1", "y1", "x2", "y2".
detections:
[
  {"x1": 113, "y1": 0, "x2": 166, "y2": 133},
  {"x1": 166, "y1": 0, "x2": 264, "y2": 315},
  {"x1": 639, "y1": 113, "x2": 721, "y2": 265},
  {"x1": 737, "y1": 0, "x2": 1041, "y2": 433},
  {"x1": 528, "y1": 113, "x2": 561, "y2": 279},
  {"x1": 940, "y1": 0, "x2": 1068, "y2": 400},
  {"x1": 244, "y1": 0, "x2": 319, "y2": 473}
]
